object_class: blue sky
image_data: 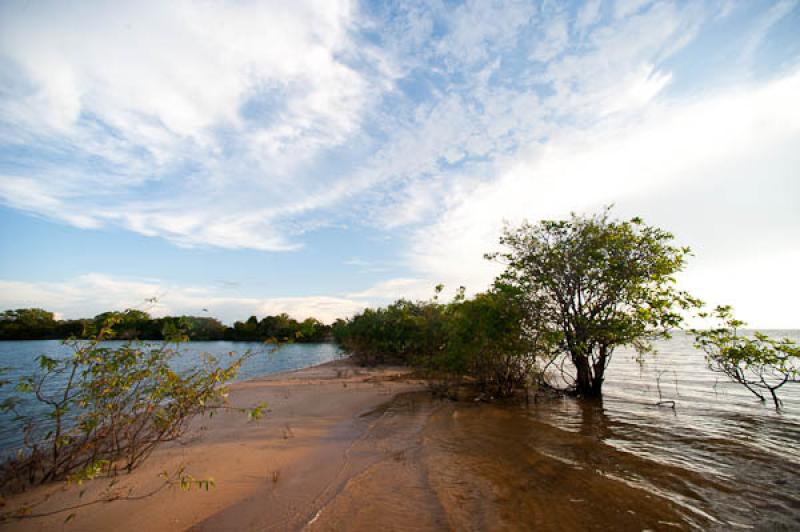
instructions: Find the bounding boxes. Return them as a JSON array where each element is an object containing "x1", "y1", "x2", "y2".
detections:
[{"x1": 0, "y1": 0, "x2": 798, "y2": 326}]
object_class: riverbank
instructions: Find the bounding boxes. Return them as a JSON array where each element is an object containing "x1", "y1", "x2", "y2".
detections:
[
  {"x1": 3, "y1": 355, "x2": 798, "y2": 530},
  {"x1": 1, "y1": 358, "x2": 426, "y2": 531}
]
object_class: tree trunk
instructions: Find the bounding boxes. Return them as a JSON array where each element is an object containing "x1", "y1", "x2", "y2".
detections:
[
  {"x1": 572, "y1": 348, "x2": 606, "y2": 398},
  {"x1": 573, "y1": 355, "x2": 596, "y2": 397},
  {"x1": 589, "y1": 346, "x2": 608, "y2": 397}
]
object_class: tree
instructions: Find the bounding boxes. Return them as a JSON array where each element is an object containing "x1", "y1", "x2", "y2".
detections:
[
  {"x1": 92, "y1": 309, "x2": 154, "y2": 339},
  {"x1": 0, "y1": 309, "x2": 58, "y2": 339},
  {"x1": 297, "y1": 317, "x2": 324, "y2": 342},
  {"x1": 1, "y1": 308, "x2": 56, "y2": 325},
  {"x1": 692, "y1": 306, "x2": 799, "y2": 409},
  {"x1": 231, "y1": 315, "x2": 260, "y2": 341},
  {"x1": 336, "y1": 297, "x2": 447, "y2": 367},
  {"x1": 488, "y1": 209, "x2": 699, "y2": 397}
]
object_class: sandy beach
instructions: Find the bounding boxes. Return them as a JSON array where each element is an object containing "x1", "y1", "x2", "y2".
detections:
[
  {"x1": 2, "y1": 358, "x2": 427, "y2": 531},
  {"x1": 3, "y1": 358, "x2": 709, "y2": 531}
]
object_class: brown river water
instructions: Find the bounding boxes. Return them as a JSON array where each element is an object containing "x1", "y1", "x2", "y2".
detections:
[{"x1": 308, "y1": 332, "x2": 799, "y2": 531}]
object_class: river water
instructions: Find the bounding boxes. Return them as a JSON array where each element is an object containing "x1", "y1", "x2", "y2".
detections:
[{"x1": 581, "y1": 331, "x2": 800, "y2": 529}]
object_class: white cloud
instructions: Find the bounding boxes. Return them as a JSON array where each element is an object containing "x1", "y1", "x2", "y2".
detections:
[
  {"x1": 0, "y1": 0, "x2": 389, "y2": 250},
  {"x1": 615, "y1": 0, "x2": 655, "y2": 19},
  {"x1": 576, "y1": 0, "x2": 603, "y2": 31},
  {"x1": 0, "y1": 175, "x2": 101, "y2": 229},
  {"x1": 356, "y1": 0, "x2": 707, "y2": 233},
  {"x1": 0, "y1": 0, "x2": 713, "y2": 249},
  {"x1": 253, "y1": 297, "x2": 366, "y2": 323},
  {"x1": 530, "y1": 16, "x2": 569, "y2": 62},
  {"x1": 679, "y1": 248, "x2": 800, "y2": 330},
  {"x1": 540, "y1": 1, "x2": 702, "y2": 119},
  {"x1": 740, "y1": 0, "x2": 798, "y2": 65},
  {"x1": 346, "y1": 278, "x2": 439, "y2": 301},
  {"x1": 436, "y1": 0, "x2": 537, "y2": 67},
  {"x1": 408, "y1": 71, "x2": 800, "y2": 326},
  {"x1": 0, "y1": 274, "x2": 366, "y2": 324},
  {"x1": 1, "y1": 0, "x2": 798, "y2": 328},
  {"x1": 0, "y1": 1, "x2": 364, "y2": 146}
]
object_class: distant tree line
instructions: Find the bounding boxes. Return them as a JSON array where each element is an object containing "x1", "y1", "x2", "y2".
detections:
[{"x1": 0, "y1": 308, "x2": 332, "y2": 343}]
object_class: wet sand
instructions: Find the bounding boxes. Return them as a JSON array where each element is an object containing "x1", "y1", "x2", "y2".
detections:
[{"x1": 3, "y1": 357, "x2": 788, "y2": 531}]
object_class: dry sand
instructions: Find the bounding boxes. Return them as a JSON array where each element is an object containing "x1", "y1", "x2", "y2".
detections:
[{"x1": 1, "y1": 358, "x2": 427, "y2": 531}]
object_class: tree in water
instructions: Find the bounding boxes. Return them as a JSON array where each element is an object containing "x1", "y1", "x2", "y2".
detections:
[
  {"x1": 693, "y1": 305, "x2": 799, "y2": 409},
  {"x1": 487, "y1": 208, "x2": 699, "y2": 397}
]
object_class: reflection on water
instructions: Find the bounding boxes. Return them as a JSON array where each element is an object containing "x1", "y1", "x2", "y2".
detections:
[{"x1": 312, "y1": 332, "x2": 800, "y2": 531}]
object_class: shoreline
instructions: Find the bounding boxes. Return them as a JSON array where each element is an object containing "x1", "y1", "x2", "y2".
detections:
[
  {"x1": 1, "y1": 357, "x2": 426, "y2": 531},
  {"x1": 4, "y1": 355, "x2": 785, "y2": 530}
]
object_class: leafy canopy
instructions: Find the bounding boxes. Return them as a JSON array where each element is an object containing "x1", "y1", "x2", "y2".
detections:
[{"x1": 487, "y1": 208, "x2": 700, "y2": 396}]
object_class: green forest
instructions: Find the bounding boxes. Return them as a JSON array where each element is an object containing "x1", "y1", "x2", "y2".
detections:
[{"x1": 0, "y1": 308, "x2": 332, "y2": 343}]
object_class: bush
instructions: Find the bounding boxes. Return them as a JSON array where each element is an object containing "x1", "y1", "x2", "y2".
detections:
[
  {"x1": 335, "y1": 287, "x2": 551, "y2": 397},
  {"x1": 435, "y1": 286, "x2": 546, "y2": 397},
  {"x1": 0, "y1": 312, "x2": 265, "y2": 495},
  {"x1": 693, "y1": 306, "x2": 799, "y2": 409},
  {"x1": 335, "y1": 298, "x2": 448, "y2": 367}
]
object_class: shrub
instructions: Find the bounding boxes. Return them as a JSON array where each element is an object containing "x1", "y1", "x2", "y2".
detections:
[
  {"x1": 693, "y1": 306, "x2": 799, "y2": 409},
  {"x1": 0, "y1": 312, "x2": 265, "y2": 494},
  {"x1": 336, "y1": 298, "x2": 447, "y2": 367},
  {"x1": 335, "y1": 287, "x2": 551, "y2": 397},
  {"x1": 447, "y1": 287, "x2": 543, "y2": 396}
]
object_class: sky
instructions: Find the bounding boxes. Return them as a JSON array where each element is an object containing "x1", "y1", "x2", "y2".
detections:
[{"x1": 0, "y1": 0, "x2": 798, "y2": 327}]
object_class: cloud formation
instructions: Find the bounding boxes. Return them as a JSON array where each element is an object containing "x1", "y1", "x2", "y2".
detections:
[
  {"x1": 1, "y1": 0, "x2": 798, "y2": 325},
  {"x1": 0, "y1": 274, "x2": 366, "y2": 324},
  {"x1": 0, "y1": 0, "x2": 390, "y2": 250},
  {"x1": 407, "y1": 71, "x2": 800, "y2": 327}
]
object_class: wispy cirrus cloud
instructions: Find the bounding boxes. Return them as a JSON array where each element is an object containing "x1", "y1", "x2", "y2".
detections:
[{"x1": 0, "y1": 0, "x2": 392, "y2": 250}]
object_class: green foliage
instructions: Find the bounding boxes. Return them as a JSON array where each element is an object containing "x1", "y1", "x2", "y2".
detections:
[
  {"x1": 334, "y1": 297, "x2": 449, "y2": 367},
  {"x1": 226, "y1": 312, "x2": 330, "y2": 342},
  {"x1": 438, "y1": 285, "x2": 551, "y2": 396},
  {"x1": 0, "y1": 308, "x2": 331, "y2": 342},
  {"x1": 0, "y1": 308, "x2": 85, "y2": 340},
  {"x1": 692, "y1": 306, "x2": 799, "y2": 409},
  {"x1": 0, "y1": 311, "x2": 267, "y2": 494},
  {"x1": 335, "y1": 286, "x2": 551, "y2": 397},
  {"x1": 335, "y1": 209, "x2": 701, "y2": 398},
  {"x1": 487, "y1": 208, "x2": 700, "y2": 397}
]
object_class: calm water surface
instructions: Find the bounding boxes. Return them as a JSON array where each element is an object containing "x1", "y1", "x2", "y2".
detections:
[{"x1": 0, "y1": 340, "x2": 342, "y2": 455}]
